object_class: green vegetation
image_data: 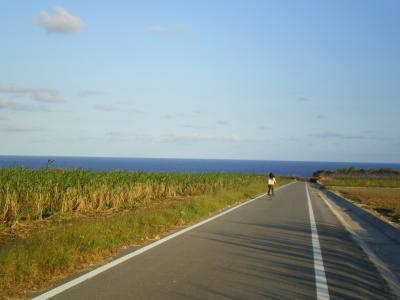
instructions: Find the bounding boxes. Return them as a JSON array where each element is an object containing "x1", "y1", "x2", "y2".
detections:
[
  {"x1": 0, "y1": 168, "x2": 291, "y2": 298},
  {"x1": 313, "y1": 167, "x2": 400, "y2": 178},
  {"x1": 0, "y1": 168, "x2": 272, "y2": 226}
]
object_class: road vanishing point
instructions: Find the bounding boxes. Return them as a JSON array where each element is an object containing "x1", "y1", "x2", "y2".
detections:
[{"x1": 34, "y1": 182, "x2": 397, "y2": 300}]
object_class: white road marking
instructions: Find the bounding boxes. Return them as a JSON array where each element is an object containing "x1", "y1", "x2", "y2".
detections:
[
  {"x1": 32, "y1": 182, "x2": 295, "y2": 299},
  {"x1": 319, "y1": 190, "x2": 400, "y2": 298},
  {"x1": 305, "y1": 184, "x2": 330, "y2": 300}
]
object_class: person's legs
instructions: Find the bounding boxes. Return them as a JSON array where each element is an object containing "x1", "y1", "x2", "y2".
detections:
[
  {"x1": 271, "y1": 185, "x2": 274, "y2": 195},
  {"x1": 267, "y1": 184, "x2": 272, "y2": 195}
]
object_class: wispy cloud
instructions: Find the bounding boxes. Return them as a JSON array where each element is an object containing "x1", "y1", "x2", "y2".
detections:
[
  {"x1": 104, "y1": 131, "x2": 154, "y2": 143},
  {"x1": 162, "y1": 133, "x2": 216, "y2": 143},
  {"x1": 309, "y1": 130, "x2": 400, "y2": 144},
  {"x1": 163, "y1": 113, "x2": 190, "y2": 119},
  {"x1": 216, "y1": 120, "x2": 229, "y2": 125},
  {"x1": 79, "y1": 90, "x2": 106, "y2": 97},
  {"x1": 37, "y1": 6, "x2": 84, "y2": 34},
  {"x1": 297, "y1": 97, "x2": 311, "y2": 102},
  {"x1": 94, "y1": 104, "x2": 144, "y2": 113},
  {"x1": 0, "y1": 97, "x2": 48, "y2": 112},
  {"x1": 102, "y1": 131, "x2": 269, "y2": 146},
  {"x1": 1, "y1": 124, "x2": 43, "y2": 132},
  {"x1": 106, "y1": 131, "x2": 137, "y2": 138},
  {"x1": 0, "y1": 85, "x2": 32, "y2": 94},
  {"x1": 309, "y1": 131, "x2": 365, "y2": 140},
  {"x1": 148, "y1": 24, "x2": 190, "y2": 34},
  {"x1": 230, "y1": 134, "x2": 242, "y2": 142},
  {"x1": 316, "y1": 114, "x2": 328, "y2": 119},
  {"x1": 161, "y1": 133, "x2": 261, "y2": 144},
  {"x1": 0, "y1": 84, "x2": 64, "y2": 103},
  {"x1": 183, "y1": 124, "x2": 205, "y2": 129},
  {"x1": 362, "y1": 130, "x2": 376, "y2": 135},
  {"x1": 148, "y1": 26, "x2": 170, "y2": 33},
  {"x1": 259, "y1": 125, "x2": 269, "y2": 131},
  {"x1": 162, "y1": 111, "x2": 200, "y2": 119},
  {"x1": 94, "y1": 105, "x2": 120, "y2": 112},
  {"x1": 34, "y1": 90, "x2": 64, "y2": 103}
]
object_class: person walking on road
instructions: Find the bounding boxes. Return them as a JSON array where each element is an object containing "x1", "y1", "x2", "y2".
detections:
[{"x1": 267, "y1": 173, "x2": 276, "y2": 196}]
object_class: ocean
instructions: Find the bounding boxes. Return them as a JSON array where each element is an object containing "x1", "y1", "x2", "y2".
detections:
[{"x1": 0, "y1": 155, "x2": 399, "y2": 177}]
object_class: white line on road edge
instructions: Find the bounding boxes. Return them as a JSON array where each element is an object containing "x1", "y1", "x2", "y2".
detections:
[
  {"x1": 32, "y1": 182, "x2": 295, "y2": 299},
  {"x1": 318, "y1": 190, "x2": 400, "y2": 299},
  {"x1": 305, "y1": 184, "x2": 330, "y2": 300}
]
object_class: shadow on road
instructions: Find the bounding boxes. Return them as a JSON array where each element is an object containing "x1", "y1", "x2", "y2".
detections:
[{"x1": 180, "y1": 220, "x2": 391, "y2": 300}]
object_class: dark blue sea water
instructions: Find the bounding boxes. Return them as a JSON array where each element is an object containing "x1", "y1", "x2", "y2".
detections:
[{"x1": 1, "y1": 156, "x2": 399, "y2": 177}]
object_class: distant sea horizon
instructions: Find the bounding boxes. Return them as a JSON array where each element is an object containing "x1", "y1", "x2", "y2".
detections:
[{"x1": 1, "y1": 155, "x2": 399, "y2": 177}]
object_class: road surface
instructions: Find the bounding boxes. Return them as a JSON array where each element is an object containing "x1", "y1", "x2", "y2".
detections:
[{"x1": 37, "y1": 182, "x2": 395, "y2": 299}]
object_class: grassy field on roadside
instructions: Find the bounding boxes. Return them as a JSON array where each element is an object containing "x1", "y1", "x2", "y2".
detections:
[
  {"x1": 0, "y1": 168, "x2": 291, "y2": 299},
  {"x1": 0, "y1": 168, "x2": 272, "y2": 226},
  {"x1": 330, "y1": 187, "x2": 400, "y2": 223},
  {"x1": 316, "y1": 168, "x2": 400, "y2": 226}
]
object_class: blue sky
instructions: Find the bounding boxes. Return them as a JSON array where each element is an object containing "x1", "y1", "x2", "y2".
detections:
[{"x1": 1, "y1": 1, "x2": 399, "y2": 162}]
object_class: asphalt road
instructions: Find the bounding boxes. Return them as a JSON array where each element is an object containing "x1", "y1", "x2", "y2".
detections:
[{"x1": 43, "y1": 182, "x2": 393, "y2": 300}]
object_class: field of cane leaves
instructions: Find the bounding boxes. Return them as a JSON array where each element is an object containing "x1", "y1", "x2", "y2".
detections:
[{"x1": 0, "y1": 168, "x2": 290, "y2": 298}]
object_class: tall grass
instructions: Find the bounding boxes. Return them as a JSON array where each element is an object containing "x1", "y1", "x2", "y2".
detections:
[
  {"x1": 0, "y1": 168, "x2": 267, "y2": 226},
  {"x1": 0, "y1": 168, "x2": 290, "y2": 298}
]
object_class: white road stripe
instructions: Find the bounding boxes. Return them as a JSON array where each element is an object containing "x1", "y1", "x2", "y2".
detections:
[
  {"x1": 32, "y1": 182, "x2": 295, "y2": 300},
  {"x1": 305, "y1": 184, "x2": 330, "y2": 300}
]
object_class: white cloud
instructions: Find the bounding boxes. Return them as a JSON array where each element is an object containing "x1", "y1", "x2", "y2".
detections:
[
  {"x1": 0, "y1": 84, "x2": 64, "y2": 104},
  {"x1": 0, "y1": 97, "x2": 34, "y2": 111},
  {"x1": 37, "y1": 6, "x2": 84, "y2": 34},
  {"x1": 34, "y1": 90, "x2": 64, "y2": 103},
  {"x1": 148, "y1": 26, "x2": 170, "y2": 33},
  {"x1": 0, "y1": 85, "x2": 32, "y2": 94}
]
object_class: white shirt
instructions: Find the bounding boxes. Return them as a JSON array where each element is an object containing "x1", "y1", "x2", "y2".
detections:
[{"x1": 268, "y1": 178, "x2": 276, "y2": 185}]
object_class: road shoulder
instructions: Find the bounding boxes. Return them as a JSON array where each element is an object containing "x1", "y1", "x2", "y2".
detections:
[{"x1": 316, "y1": 186, "x2": 400, "y2": 299}]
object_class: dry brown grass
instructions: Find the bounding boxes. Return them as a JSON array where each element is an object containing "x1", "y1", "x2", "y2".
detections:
[{"x1": 331, "y1": 187, "x2": 400, "y2": 224}]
